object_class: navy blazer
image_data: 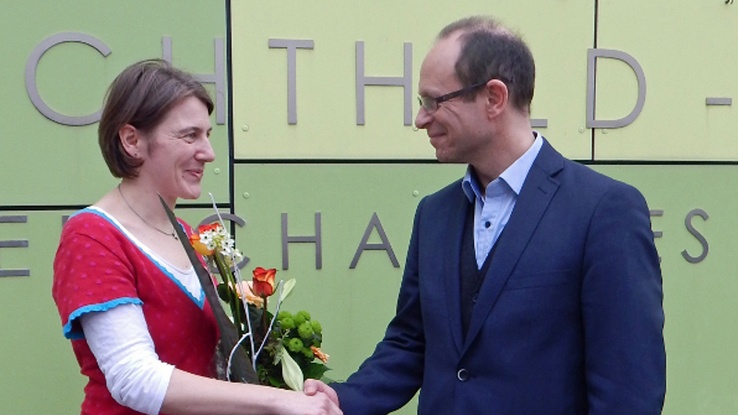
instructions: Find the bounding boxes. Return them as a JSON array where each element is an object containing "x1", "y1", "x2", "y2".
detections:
[{"x1": 333, "y1": 139, "x2": 666, "y2": 414}]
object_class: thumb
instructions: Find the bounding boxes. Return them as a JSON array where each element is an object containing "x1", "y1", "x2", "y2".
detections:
[{"x1": 303, "y1": 379, "x2": 318, "y2": 395}]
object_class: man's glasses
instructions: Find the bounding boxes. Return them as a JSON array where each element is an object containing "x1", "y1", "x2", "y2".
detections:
[{"x1": 417, "y1": 80, "x2": 490, "y2": 113}]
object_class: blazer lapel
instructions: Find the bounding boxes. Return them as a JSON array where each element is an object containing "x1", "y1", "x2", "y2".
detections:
[
  {"x1": 439, "y1": 185, "x2": 470, "y2": 353},
  {"x1": 462, "y1": 140, "x2": 564, "y2": 351}
]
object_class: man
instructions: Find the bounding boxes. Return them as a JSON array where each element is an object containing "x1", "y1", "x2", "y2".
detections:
[{"x1": 306, "y1": 15, "x2": 665, "y2": 414}]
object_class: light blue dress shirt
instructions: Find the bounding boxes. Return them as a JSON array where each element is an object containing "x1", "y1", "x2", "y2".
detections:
[{"x1": 461, "y1": 133, "x2": 543, "y2": 268}]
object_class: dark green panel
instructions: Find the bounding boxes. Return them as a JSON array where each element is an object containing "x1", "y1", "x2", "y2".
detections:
[
  {"x1": 0, "y1": 205, "x2": 233, "y2": 414},
  {"x1": 592, "y1": 164, "x2": 738, "y2": 415},
  {"x1": 0, "y1": 211, "x2": 84, "y2": 414},
  {"x1": 235, "y1": 163, "x2": 738, "y2": 415},
  {"x1": 0, "y1": 0, "x2": 228, "y2": 206},
  {"x1": 232, "y1": 163, "x2": 462, "y2": 414}
]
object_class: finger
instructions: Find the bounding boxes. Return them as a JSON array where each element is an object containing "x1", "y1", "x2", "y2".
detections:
[{"x1": 303, "y1": 379, "x2": 318, "y2": 395}]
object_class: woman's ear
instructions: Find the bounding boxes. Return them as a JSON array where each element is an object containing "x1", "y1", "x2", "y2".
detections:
[{"x1": 118, "y1": 124, "x2": 140, "y2": 159}]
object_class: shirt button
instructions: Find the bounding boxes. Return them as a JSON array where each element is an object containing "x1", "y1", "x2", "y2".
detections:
[
  {"x1": 484, "y1": 221, "x2": 491, "y2": 228},
  {"x1": 457, "y1": 368, "x2": 470, "y2": 382},
  {"x1": 472, "y1": 293, "x2": 479, "y2": 303}
]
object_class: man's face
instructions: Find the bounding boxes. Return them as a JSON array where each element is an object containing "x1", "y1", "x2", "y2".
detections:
[{"x1": 415, "y1": 34, "x2": 490, "y2": 164}]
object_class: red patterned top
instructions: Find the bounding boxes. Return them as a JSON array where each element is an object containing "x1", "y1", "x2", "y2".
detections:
[{"x1": 52, "y1": 208, "x2": 218, "y2": 415}]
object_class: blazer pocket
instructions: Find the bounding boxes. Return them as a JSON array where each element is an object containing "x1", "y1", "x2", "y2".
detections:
[{"x1": 504, "y1": 269, "x2": 572, "y2": 291}]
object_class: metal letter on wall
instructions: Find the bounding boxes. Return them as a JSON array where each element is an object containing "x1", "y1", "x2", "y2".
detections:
[
  {"x1": 650, "y1": 209, "x2": 664, "y2": 263},
  {"x1": 682, "y1": 208, "x2": 709, "y2": 263},
  {"x1": 355, "y1": 41, "x2": 413, "y2": 126},
  {"x1": 25, "y1": 32, "x2": 111, "y2": 126},
  {"x1": 349, "y1": 212, "x2": 399, "y2": 269},
  {"x1": 586, "y1": 48, "x2": 647, "y2": 129},
  {"x1": 268, "y1": 39, "x2": 315, "y2": 125},
  {"x1": 281, "y1": 212, "x2": 322, "y2": 270},
  {"x1": 0, "y1": 216, "x2": 30, "y2": 277},
  {"x1": 163, "y1": 36, "x2": 226, "y2": 125}
]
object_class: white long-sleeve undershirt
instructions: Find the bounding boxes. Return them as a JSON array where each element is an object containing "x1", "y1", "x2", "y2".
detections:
[{"x1": 81, "y1": 303, "x2": 174, "y2": 415}]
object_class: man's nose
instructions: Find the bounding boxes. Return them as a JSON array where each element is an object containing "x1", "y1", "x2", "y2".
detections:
[{"x1": 415, "y1": 106, "x2": 432, "y2": 130}]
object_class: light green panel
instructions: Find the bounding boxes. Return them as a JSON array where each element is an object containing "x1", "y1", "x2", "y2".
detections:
[
  {"x1": 230, "y1": 0, "x2": 594, "y2": 160},
  {"x1": 235, "y1": 163, "x2": 738, "y2": 414},
  {"x1": 0, "y1": 207, "x2": 230, "y2": 414},
  {"x1": 594, "y1": 2, "x2": 738, "y2": 160},
  {"x1": 0, "y1": 1, "x2": 229, "y2": 206}
]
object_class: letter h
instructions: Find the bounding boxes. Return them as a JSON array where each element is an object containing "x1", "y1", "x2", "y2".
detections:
[{"x1": 281, "y1": 212, "x2": 322, "y2": 270}]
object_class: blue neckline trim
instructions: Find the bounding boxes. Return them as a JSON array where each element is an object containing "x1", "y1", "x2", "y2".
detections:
[
  {"x1": 63, "y1": 297, "x2": 143, "y2": 339},
  {"x1": 73, "y1": 208, "x2": 206, "y2": 309}
]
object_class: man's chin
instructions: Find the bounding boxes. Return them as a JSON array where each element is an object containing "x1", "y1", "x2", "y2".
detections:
[{"x1": 434, "y1": 150, "x2": 453, "y2": 163}]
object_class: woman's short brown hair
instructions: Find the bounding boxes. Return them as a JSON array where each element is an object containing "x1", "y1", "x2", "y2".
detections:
[{"x1": 98, "y1": 59, "x2": 214, "y2": 178}]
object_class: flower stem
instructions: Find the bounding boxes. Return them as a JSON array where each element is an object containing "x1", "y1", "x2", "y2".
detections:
[
  {"x1": 262, "y1": 297, "x2": 268, "y2": 337},
  {"x1": 214, "y1": 253, "x2": 243, "y2": 336}
]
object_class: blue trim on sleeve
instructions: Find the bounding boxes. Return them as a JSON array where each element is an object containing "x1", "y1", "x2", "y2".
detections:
[{"x1": 63, "y1": 297, "x2": 143, "y2": 340}]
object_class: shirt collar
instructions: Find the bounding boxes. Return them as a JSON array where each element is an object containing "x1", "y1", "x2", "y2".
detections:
[{"x1": 462, "y1": 131, "x2": 544, "y2": 202}]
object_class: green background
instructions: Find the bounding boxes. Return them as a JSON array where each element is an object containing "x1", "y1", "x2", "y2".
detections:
[{"x1": 1, "y1": 1, "x2": 737, "y2": 414}]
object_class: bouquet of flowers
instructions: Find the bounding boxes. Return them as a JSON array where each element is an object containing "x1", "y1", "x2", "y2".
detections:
[{"x1": 189, "y1": 221, "x2": 330, "y2": 390}]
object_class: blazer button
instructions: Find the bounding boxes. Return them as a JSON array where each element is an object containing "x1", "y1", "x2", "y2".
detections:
[{"x1": 457, "y1": 368, "x2": 470, "y2": 382}]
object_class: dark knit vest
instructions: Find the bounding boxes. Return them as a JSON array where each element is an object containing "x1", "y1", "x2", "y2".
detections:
[{"x1": 460, "y1": 202, "x2": 501, "y2": 337}]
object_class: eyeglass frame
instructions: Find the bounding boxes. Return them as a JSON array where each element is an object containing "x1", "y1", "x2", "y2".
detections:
[{"x1": 417, "y1": 78, "x2": 508, "y2": 113}]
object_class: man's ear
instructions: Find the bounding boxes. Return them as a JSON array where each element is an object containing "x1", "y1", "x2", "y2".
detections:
[
  {"x1": 484, "y1": 79, "x2": 509, "y2": 118},
  {"x1": 118, "y1": 124, "x2": 140, "y2": 158}
]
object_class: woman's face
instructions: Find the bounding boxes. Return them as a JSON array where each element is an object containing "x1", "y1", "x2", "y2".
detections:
[{"x1": 137, "y1": 96, "x2": 215, "y2": 202}]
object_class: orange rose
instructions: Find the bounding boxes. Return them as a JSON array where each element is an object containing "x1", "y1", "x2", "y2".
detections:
[
  {"x1": 252, "y1": 267, "x2": 277, "y2": 297},
  {"x1": 235, "y1": 281, "x2": 265, "y2": 308}
]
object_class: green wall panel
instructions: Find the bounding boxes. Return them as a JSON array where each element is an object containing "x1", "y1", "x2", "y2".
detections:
[
  {"x1": 0, "y1": 0, "x2": 229, "y2": 206},
  {"x1": 232, "y1": 163, "x2": 465, "y2": 414},
  {"x1": 2, "y1": 1, "x2": 738, "y2": 414},
  {"x1": 595, "y1": 165, "x2": 738, "y2": 414},
  {"x1": 0, "y1": 211, "x2": 84, "y2": 414},
  {"x1": 0, "y1": 207, "x2": 234, "y2": 414},
  {"x1": 594, "y1": 1, "x2": 738, "y2": 160},
  {"x1": 233, "y1": 163, "x2": 738, "y2": 414},
  {"x1": 230, "y1": 0, "x2": 594, "y2": 160}
]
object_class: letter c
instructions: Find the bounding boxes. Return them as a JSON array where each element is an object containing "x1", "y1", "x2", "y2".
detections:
[{"x1": 25, "y1": 32, "x2": 111, "y2": 126}]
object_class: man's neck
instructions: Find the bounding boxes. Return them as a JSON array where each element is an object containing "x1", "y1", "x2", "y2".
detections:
[{"x1": 472, "y1": 128, "x2": 535, "y2": 189}]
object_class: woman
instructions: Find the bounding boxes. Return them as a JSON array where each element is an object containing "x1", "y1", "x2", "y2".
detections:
[{"x1": 52, "y1": 59, "x2": 341, "y2": 415}]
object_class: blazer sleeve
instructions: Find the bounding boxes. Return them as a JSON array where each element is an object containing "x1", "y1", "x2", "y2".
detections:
[
  {"x1": 331, "y1": 198, "x2": 427, "y2": 415},
  {"x1": 581, "y1": 181, "x2": 666, "y2": 414}
]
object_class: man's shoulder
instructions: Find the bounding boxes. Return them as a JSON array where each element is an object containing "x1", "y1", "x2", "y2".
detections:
[
  {"x1": 540, "y1": 140, "x2": 638, "y2": 192},
  {"x1": 561, "y1": 157, "x2": 638, "y2": 193}
]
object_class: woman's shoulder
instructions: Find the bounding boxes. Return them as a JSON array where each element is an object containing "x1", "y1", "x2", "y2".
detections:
[
  {"x1": 59, "y1": 207, "x2": 136, "y2": 252},
  {"x1": 63, "y1": 207, "x2": 118, "y2": 234}
]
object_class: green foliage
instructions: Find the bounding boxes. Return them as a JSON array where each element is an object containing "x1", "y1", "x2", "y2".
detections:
[{"x1": 225, "y1": 280, "x2": 332, "y2": 389}]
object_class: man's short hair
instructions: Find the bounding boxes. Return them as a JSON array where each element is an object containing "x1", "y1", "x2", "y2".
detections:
[{"x1": 439, "y1": 16, "x2": 535, "y2": 112}]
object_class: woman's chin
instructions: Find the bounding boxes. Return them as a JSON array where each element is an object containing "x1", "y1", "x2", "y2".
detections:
[{"x1": 176, "y1": 187, "x2": 203, "y2": 201}]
